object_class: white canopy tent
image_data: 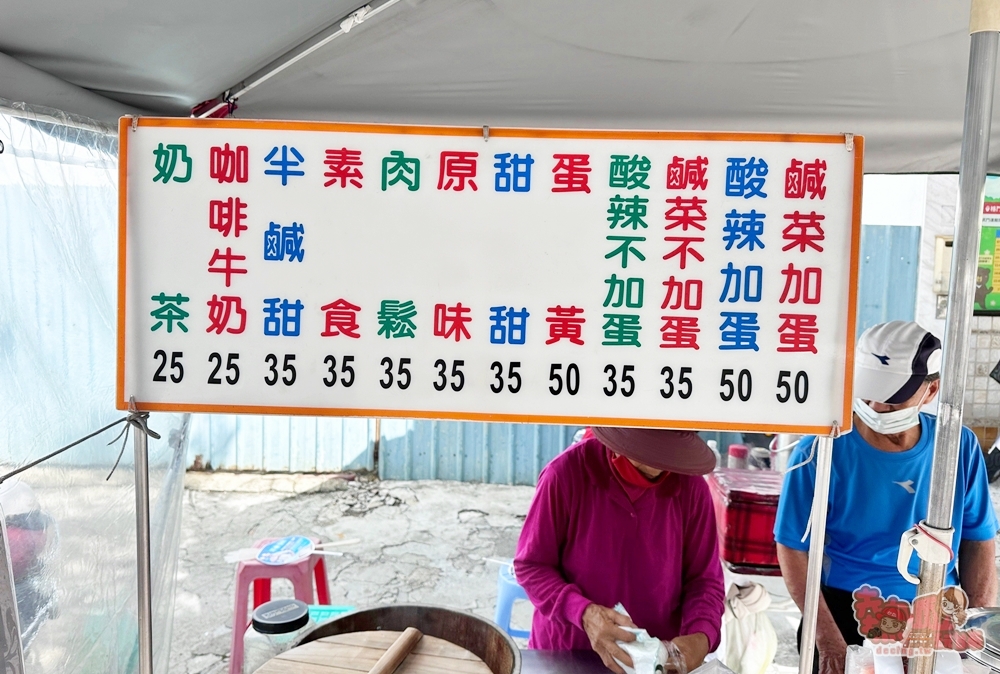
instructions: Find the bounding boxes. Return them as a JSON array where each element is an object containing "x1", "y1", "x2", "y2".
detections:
[
  {"x1": 0, "y1": 0, "x2": 998, "y2": 173},
  {"x1": 2, "y1": 3, "x2": 999, "y2": 674}
]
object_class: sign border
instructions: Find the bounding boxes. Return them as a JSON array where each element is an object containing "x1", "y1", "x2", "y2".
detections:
[{"x1": 117, "y1": 116, "x2": 863, "y2": 435}]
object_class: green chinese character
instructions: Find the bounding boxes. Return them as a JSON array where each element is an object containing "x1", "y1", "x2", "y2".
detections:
[
  {"x1": 605, "y1": 235, "x2": 646, "y2": 269},
  {"x1": 603, "y1": 274, "x2": 644, "y2": 308},
  {"x1": 381, "y1": 151, "x2": 420, "y2": 191},
  {"x1": 152, "y1": 143, "x2": 192, "y2": 183},
  {"x1": 150, "y1": 292, "x2": 190, "y2": 332},
  {"x1": 602, "y1": 313, "x2": 642, "y2": 347},
  {"x1": 607, "y1": 195, "x2": 649, "y2": 230},
  {"x1": 609, "y1": 154, "x2": 650, "y2": 190},
  {"x1": 377, "y1": 300, "x2": 418, "y2": 338}
]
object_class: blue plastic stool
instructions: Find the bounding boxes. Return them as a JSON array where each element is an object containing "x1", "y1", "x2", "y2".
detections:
[{"x1": 494, "y1": 562, "x2": 531, "y2": 639}]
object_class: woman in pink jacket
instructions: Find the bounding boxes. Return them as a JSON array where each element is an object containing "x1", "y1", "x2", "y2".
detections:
[{"x1": 514, "y1": 426, "x2": 725, "y2": 674}]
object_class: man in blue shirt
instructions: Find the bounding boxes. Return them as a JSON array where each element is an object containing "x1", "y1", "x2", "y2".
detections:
[{"x1": 775, "y1": 321, "x2": 998, "y2": 674}]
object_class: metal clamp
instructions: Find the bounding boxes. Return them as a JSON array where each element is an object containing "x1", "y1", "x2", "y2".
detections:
[
  {"x1": 844, "y1": 133, "x2": 855, "y2": 153},
  {"x1": 897, "y1": 521, "x2": 955, "y2": 584}
]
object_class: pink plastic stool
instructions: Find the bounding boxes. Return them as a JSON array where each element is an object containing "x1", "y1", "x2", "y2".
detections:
[{"x1": 228, "y1": 537, "x2": 331, "y2": 674}]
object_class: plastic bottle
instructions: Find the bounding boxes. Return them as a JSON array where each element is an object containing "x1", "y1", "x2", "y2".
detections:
[
  {"x1": 243, "y1": 599, "x2": 315, "y2": 674},
  {"x1": 727, "y1": 444, "x2": 749, "y2": 470}
]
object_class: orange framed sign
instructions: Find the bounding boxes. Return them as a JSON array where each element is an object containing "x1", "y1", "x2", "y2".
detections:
[{"x1": 118, "y1": 117, "x2": 862, "y2": 434}]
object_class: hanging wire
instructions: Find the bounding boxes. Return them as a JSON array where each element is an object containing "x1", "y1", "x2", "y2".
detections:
[{"x1": 0, "y1": 410, "x2": 160, "y2": 485}]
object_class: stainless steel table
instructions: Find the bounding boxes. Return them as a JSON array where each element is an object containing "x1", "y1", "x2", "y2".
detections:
[{"x1": 520, "y1": 649, "x2": 609, "y2": 674}]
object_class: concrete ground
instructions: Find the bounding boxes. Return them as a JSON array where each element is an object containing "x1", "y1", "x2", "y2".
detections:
[{"x1": 170, "y1": 472, "x2": 803, "y2": 674}]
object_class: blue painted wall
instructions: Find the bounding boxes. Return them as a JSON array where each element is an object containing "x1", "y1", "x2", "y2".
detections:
[{"x1": 856, "y1": 224, "x2": 921, "y2": 336}]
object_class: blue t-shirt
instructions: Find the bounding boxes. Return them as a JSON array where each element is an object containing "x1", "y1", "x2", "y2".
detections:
[{"x1": 774, "y1": 413, "x2": 998, "y2": 600}]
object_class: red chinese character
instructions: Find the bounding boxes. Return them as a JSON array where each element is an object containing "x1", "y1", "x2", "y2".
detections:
[
  {"x1": 666, "y1": 156, "x2": 708, "y2": 190},
  {"x1": 779, "y1": 263, "x2": 822, "y2": 304},
  {"x1": 209, "y1": 197, "x2": 248, "y2": 237},
  {"x1": 209, "y1": 144, "x2": 249, "y2": 183},
  {"x1": 664, "y1": 196, "x2": 707, "y2": 231},
  {"x1": 782, "y1": 211, "x2": 826, "y2": 253},
  {"x1": 551, "y1": 154, "x2": 591, "y2": 193},
  {"x1": 205, "y1": 295, "x2": 247, "y2": 334},
  {"x1": 777, "y1": 314, "x2": 819, "y2": 353},
  {"x1": 323, "y1": 148, "x2": 363, "y2": 188},
  {"x1": 785, "y1": 159, "x2": 827, "y2": 199},
  {"x1": 433, "y1": 303, "x2": 472, "y2": 341},
  {"x1": 659, "y1": 316, "x2": 700, "y2": 349},
  {"x1": 545, "y1": 305, "x2": 585, "y2": 345},
  {"x1": 660, "y1": 277, "x2": 703, "y2": 310},
  {"x1": 207, "y1": 247, "x2": 248, "y2": 287},
  {"x1": 320, "y1": 299, "x2": 361, "y2": 338},
  {"x1": 663, "y1": 236, "x2": 705, "y2": 269},
  {"x1": 437, "y1": 151, "x2": 478, "y2": 191}
]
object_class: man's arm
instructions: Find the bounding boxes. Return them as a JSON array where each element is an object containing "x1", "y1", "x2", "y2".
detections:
[
  {"x1": 777, "y1": 543, "x2": 848, "y2": 674},
  {"x1": 959, "y1": 538, "x2": 998, "y2": 607}
]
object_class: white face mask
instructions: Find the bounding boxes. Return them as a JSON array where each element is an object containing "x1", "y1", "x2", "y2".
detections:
[{"x1": 853, "y1": 389, "x2": 928, "y2": 435}]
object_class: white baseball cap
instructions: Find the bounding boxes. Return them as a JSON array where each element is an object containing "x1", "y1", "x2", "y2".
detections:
[{"x1": 854, "y1": 321, "x2": 942, "y2": 404}]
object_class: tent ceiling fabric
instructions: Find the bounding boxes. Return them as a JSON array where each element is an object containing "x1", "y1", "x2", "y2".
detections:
[{"x1": 2, "y1": 0, "x2": 1000, "y2": 173}]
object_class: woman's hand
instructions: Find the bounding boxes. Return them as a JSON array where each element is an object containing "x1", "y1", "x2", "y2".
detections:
[
  {"x1": 671, "y1": 632, "x2": 709, "y2": 672},
  {"x1": 581, "y1": 603, "x2": 637, "y2": 674}
]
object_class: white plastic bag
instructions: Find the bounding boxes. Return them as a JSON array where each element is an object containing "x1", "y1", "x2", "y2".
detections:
[
  {"x1": 690, "y1": 659, "x2": 738, "y2": 674},
  {"x1": 612, "y1": 603, "x2": 688, "y2": 674},
  {"x1": 718, "y1": 583, "x2": 778, "y2": 674}
]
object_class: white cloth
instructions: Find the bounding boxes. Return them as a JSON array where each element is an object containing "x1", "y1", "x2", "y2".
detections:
[{"x1": 718, "y1": 583, "x2": 777, "y2": 674}]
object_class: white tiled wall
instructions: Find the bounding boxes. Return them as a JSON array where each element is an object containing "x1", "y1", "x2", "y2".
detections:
[
  {"x1": 966, "y1": 315, "x2": 1000, "y2": 427},
  {"x1": 919, "y1": 176, "x2": 1000, "y2": 429}
]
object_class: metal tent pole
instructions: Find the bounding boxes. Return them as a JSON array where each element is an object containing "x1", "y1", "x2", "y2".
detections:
[
  {"x1": 798, "y1": 435, "x2": 835, "y2": 674},
  {"x1": 131, "y1": 398, "x2": 155, "y2": 674},
  {"x1": 135, "y1": 424, "x2": 154, "y2": 674},
  {"x1": 911, "y1": 6, "x2": 999, "y2": 674}
]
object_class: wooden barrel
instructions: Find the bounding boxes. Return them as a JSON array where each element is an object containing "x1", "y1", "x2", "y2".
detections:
[{"x1": 290, "y1": 604, "x2": 521, "y2": 674}]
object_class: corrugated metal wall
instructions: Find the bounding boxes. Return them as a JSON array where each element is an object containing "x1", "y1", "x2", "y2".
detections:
[
  {"x1": 186, "y1": 225, "x2": 920, "y2": 484},
  {"x1": 378, "y1": 420, "x2": 580, "y2": 484},
  {"x1": 187, "y1": 416, "x2": 377, "y2": 473},
  {"x1": 186, "y1": 415, "x2": 579, "y2": 484}
]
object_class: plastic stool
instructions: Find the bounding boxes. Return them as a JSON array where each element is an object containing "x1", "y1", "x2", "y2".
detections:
[
  {"x1": 228, "y1": 538, "x2": 331, "y2": 674},
  {"x1": 494, "y1": 562, "x2": 531, "y2": 640}
]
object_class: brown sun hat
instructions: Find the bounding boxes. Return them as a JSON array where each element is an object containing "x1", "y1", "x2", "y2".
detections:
[{"x1": 590, "y1": 426, "x2": 716, "y2": 476}]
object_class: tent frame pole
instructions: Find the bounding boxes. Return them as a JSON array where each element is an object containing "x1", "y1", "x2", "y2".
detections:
[
  {"x1": 132, "y1": 400, "x2": 155, "y2": 674},
  {"x1": 911, "y1": 17, "x2": 998, "y2": 674},
  {"x1": 798, "y1": 435, "x2": 835, "y2": 674}
]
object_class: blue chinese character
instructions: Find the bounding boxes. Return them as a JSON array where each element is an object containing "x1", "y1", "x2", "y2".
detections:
[
  {"x1": 489, "y1": 305, "x2": 530, "y2": 344},
  {"x1": 263, "y1": 222, "x2": 305, "y2": 262},
  {"x1": 722, "y1": 209, "x2": 766, "y2": 251},
  {"x1": 282, "y1": 222, "x2": 305, "y2": 262},
  {"x1": 725, "y1": 158, "x2": 768, "y2": 198},
  {"x1": 264, "y1": 145, "x2": 305, "y2": 186},
  {"x1": 264, "y1": 223, "x2": 282, "y2": 260},
  {"x1": 263, "y1": 297, "x2": 282, "y2": 335},
  {"x1": 263, "y1": 298, "x2": 304, "y2": 336},
  {"x1": 719, "y1": 263, "x2": 763, "y2": 303},
  {"x1": 507, "y1": 307, "x2": 529, "y2": 344},
  {"x1": 494, "y1": 153, "x2": 534, "y2": 192},
  {"x1": 719, "y1": 311, "x2": 760, "y2": 351}
]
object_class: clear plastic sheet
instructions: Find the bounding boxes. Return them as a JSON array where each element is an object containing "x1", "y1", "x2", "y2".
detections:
[{"x1": 0, "y1": 100, "x2": 187, "y2": 674}]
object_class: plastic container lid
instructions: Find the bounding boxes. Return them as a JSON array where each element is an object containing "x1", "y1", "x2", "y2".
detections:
[
  {"x1": 252, "y1": 599, "x2": 310, "y2": 635},
  {"x1": 727, "y1": 444, "x2": 749, "y2": 458}
]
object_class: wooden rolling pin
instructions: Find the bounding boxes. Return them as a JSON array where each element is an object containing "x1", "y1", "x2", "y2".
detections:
[{"x1": 366, "y1": 627, "x2": 424, "y2": 674}]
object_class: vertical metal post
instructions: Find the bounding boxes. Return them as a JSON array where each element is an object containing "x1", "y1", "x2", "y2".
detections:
[
  {"x1": 134, "y1": 423, "x2": 155, "y2": 674},
  {"x1": 912, "y1": 19, "x2": 998, "y2": 674},
  {"x1": 798, "y1": 435, "x2": 835, "y2": 674}
]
